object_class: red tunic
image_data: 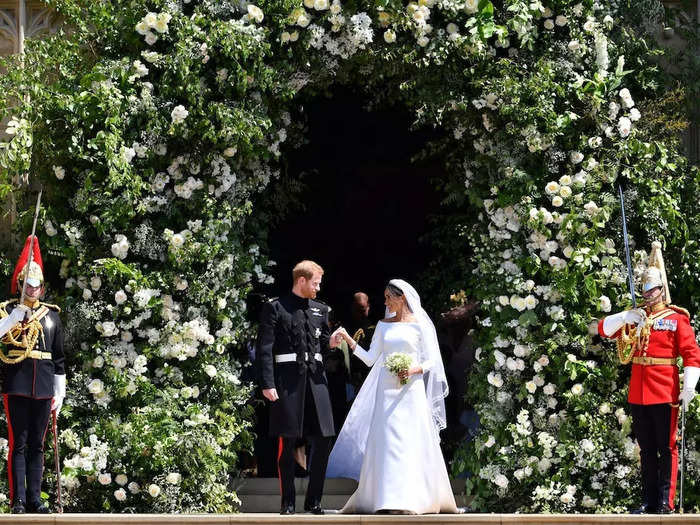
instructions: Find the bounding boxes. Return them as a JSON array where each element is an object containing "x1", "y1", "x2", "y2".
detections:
[{"x1": 598, "y1": 307, "x2": 700, "y2": 405}]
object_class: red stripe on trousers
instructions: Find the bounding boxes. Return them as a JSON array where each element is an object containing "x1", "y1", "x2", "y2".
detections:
[
  {"x1": 277, "y1": 437, "x2": 283, "y2": 497},
  {"x1": 3, "y1": 395, "x2": 15, "y2": 504},
  {"x1": 668, "y1": 404, "x2": 679, "y2": 509}
]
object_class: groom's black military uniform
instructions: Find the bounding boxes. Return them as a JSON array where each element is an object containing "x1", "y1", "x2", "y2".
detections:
[{"x1": 257, "y1": 292, "x2": 335, "y2": 514}]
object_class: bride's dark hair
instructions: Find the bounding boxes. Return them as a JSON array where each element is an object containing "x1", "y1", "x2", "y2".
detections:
[{"x1": 386, "y1": 283, "x2": 404, "y2": 297}]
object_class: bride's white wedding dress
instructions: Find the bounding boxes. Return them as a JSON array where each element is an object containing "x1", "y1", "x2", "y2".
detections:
[{"x1": 327, "y1": 280, "x2": 458, "y2": 515}]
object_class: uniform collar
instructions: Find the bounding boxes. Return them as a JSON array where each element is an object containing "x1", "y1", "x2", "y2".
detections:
[{"x1": 289, "y1": 292, "x2": 310, "y2": 308}]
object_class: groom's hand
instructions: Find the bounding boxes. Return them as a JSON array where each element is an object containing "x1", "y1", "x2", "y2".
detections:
[{"x1": 262, "y1": 388, "x2": 279, "y2": 402}]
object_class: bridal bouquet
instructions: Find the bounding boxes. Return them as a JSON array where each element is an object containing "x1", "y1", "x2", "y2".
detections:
[{"x1": 384, "y1": 352, "x2": 413, "y2": 385}]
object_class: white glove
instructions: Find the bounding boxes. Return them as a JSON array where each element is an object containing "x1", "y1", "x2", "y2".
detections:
[
  {"x1": 0, "y1": 305, "x2": 29, "y2": 339},
  {"x1": 679, "y1": 367, "x2": 700, "y2": 410},
  {"x1": 51, "y1": 374, "x2": 67, "y2": 416},
  {"x1": 601, "y1": 308, "x2": 645, "y2": 337}
]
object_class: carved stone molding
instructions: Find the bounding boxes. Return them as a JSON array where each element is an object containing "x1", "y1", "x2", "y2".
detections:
[{"x1": 0, "y1": 2, "x2": 63, "y2": 57}]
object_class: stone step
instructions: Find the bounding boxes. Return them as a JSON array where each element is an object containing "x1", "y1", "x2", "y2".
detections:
[
  {"x1": 234, "y1": 478, "x2": 468, "y2": 513},
  {"x1": 0, "y1": 513, "x2": 698, "y2": 524}
]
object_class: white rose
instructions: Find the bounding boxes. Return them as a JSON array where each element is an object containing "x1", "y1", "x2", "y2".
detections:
[
  {"x1": 171, "y1": 105, "x2": 189, "y2": 125},
  {"x1": 314, "y1": 0, "x2": 329, "y2": 9},
  {"x1": 144, "y1": 31, "x2": 158, "y2": 46},
  {"x1": 580, "y1": 439, "x2": 595, "y2": 453},
  {"x1": 90, "y1": 276, "x2": 102, "y2": 291},
  {"x1": 568, "y1": 40, "x2": 580, "y2": 52},
  {"x1": 383, "y1": 29, "x2": 396, "y2": 43},
  {"x1": 555, "y1": 15, "x2": 567, "y2": 26},
  {"x1": 559, "y1": 186, "x2": 572, "y2": 198},
  {"x1": 543, "y1": 383, "x2": 555, "y2": 395},
  {"x1": 148, "y1": 483, "x2": 161, "y2": 497},
  {"x1": 128, "y1": 481, "x2": 140, "y2": 494},
  {"x1": 88, "y1": 379, "x2": 104, "y2": 394},
  {"x1": 543, "y1": 19, "x2": 554, "y2": 30},
  {"x1": 599, "y1": 402, "x2": 611, "y2": 415},
  {"x1": 53, "y1": 166, "x2": 66, "y2": 180},
  {"x1": 417, "y1": 36, "x2": 429, "y2": 47},
  {"x1": 618, "y1": 116, "x2": 632, "y2": 138},
  {"x1": 223, "y1": 147, "x2": 237, "y2": 157},
  {"x1": 598, "y1": 295, "x2": 611, "y2": 313},
  {"x1": 45, "y1": 220, "x2": 58, "y2": 237},
  {"x1": 493, "y1": 474, "x2": 509, "y2": 488},
  {"x1": 563, "y1": 246, "x2": 574, "y2": 259},
  {"x1": 171, "y1": 233, "x2": 185, "y2": 249},
  {"x1": 114, "y1": 488, "x2": 127, "y2": 501},
  {"x1": 464, "y1": 0, "x2": 478, "y2": 14},
  {"x1": 570, "y1": 151, "x2": 584, "y2": 164},
  {"x1": 498, "y1": 295, "x2": 510, "y2": 306},
  {"x1": 525, "y1": 381, "x2": 537, "y2": 394},
  {"x1": 629, "y1": 108, "x2": 641, "y2": 122},
  {"x1": 559, "y1": 175, "x2": 572, "y2": 186},
  {"x1": 583, "y1": 201, "x2": 599, "y2": 216},
  {"x1": 560, "y1": 492, "x2": 574, "y2": 504},
  {"x1": 98, "y1": 473, "x2": 112, "y2": 485},
  {"x1": 166, "y1": 472, "x2": 182, "y2": 484},
  {"x1": 296, "y1": 13, "x2": 310, "y2": 27},
  {"x1": 545, "y1": 181, "x2": 560, "y2": 195},
  {"x1": 484, "y1": 435, "x2": 495, "y2": 447},
  {"x1": 583, "y1": 19, "x2": 595, "y2": 32},
  {"x1": 588, "y1": 136, "x2": 602, "y2": 148},
  {"x1": 115, "y1": 290, "x2": 127, "y2": 305},
  {"x1": 552, "y1": 196, "x2": 563, "y2": 207},
  {"x1": 487, "y1": 372, "x2": 503, "y2": 388},
  {"x1": 83, "y1": 288, "x2": 93, "y2": 301},
  {"x1": 619, "y1": 88, "x2": 634, "y2": 108},
  {"x1": 93, "y1": 356, "x2": 104, "y2": 368},
  {"x1": 571, "y1": 383, "x2": 583, "y2": 395},
  {"x1": 204, "y1": 364, "x2": 217, "y2": 378},
  {"x1": 537, "y1": 355, "x2": 549, "y2": 367},
  {"x1": 446, "y1": 23, "x2": 458, "y2": 34},
  {"x1": 247, "y1": 4, "x2": 264, "y2": 22},
  {"x1": 524, "y1": 295, "x2": 537, "y2": 310},
  {"x1": 115, "y1": 474, "x2": 128, "y2": 486}
]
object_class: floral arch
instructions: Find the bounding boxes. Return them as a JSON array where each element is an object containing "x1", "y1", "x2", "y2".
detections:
[{"x1": 0, "y1": 0, "x2": 699, "y2": 514}]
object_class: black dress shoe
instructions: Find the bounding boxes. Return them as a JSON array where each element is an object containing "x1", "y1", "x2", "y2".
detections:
[
  {"x1": 304, "y1": 502, "x2": 324, "y2": 515},
  {"x1": 280, "y1": 503, "x2": 295, "y2": 515},
  {"x1": 27, "y1": 500, "x2": 51, "y2": 514},
  {"x1": 11, "y1": 500, "x2": 26, "y2": 514},
  {"x1": 657, "y1": 503, "x2": 673, "y2": 514},
  {"x1": 631, "y1": 503, "x2": 655, "y2": 514}
]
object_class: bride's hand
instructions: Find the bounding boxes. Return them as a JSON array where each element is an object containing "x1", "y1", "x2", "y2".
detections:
[{"x1": 398, "y1": 366, "x2": 423, "y2": 381}]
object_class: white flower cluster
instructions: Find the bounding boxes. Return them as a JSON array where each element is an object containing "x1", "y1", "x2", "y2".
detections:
[{"x1": 135, "y1": 11, "x2": 172, "y2": 45}]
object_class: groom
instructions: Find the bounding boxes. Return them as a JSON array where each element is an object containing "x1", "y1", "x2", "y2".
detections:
[{"x1": 257, "y1": 260, "x2": 337, "y2": 514}]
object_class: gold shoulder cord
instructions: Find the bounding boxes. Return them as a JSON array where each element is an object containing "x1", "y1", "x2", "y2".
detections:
[
  {"x1": 617, "y1": 307, "x2": 674, "y2": 365},
  {"x1": 0, "y1": 300, "x2": 44, "y2": 364}
]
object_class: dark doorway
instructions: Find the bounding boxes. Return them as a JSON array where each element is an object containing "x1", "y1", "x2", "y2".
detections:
[{"x1": 262, "y1": 90, "x2": 446, "y2": 324}]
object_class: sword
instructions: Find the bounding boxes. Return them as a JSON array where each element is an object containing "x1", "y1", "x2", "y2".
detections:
[
  {"x1": 52, "y1": 410, "x2": 63, "y2": 513},
  {"x1": 680, "y1": 403, "x2": 686, "y2": 514},
  {"x1": 618, "y1": 184, "x2": 636, "y2": 307},
  {"x1": 19, "y1": 190, "x2": 43, "y2": 307}
]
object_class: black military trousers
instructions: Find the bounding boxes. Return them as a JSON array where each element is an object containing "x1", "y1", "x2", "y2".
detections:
[
  {"x1": 3, "y1": 394, "x2": 52, "y2": 506},
  {"x1": 278, "y1": 380, "x2": 332, "y2": 509},
  {"x1": 630, "y1": 403, "x2": 679, "y2": 510}
]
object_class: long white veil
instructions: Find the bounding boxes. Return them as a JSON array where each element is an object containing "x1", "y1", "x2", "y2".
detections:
[{"x1": 326, "y1": 279, "x2": 449, "y2": 480}]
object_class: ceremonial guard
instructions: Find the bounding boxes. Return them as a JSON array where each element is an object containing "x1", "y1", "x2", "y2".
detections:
[
  {"x1": 257, "y1": 260, "x2": 336, "y2": 514},
  {"x1": 0, "y1": 236, "x2": 66, "y2": 514},
  {"x1": 598, "y1": 242, "x2": 700, "y2": 513}
]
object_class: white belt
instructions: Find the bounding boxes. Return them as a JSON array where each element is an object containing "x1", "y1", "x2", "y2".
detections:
[{"x1": 275, "y1": 352, "x2": 323, "y2": 364}]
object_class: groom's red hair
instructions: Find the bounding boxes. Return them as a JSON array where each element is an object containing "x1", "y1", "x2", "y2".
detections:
[{"x1": 293, "y1": 260, "x2": 324, "y2": 283}]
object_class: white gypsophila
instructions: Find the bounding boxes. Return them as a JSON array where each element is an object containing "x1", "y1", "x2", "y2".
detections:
[{"x1": 594, "y1": 31, "x2": 608, "y2": 75}]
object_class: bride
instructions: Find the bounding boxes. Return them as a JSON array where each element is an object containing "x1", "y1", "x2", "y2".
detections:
[{"x1": 327, "y1": 279, "x2": 459, "y2": 514}]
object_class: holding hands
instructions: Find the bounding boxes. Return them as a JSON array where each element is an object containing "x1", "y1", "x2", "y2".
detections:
[{"x1": 330, "y1": 327, "x2": 354, "y2": 349}]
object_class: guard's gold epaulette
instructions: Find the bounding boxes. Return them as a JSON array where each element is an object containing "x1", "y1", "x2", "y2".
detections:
[
  {"x1": 0, "y1": 299, "x2": 17, "y2": 316},
  {"x1": 667, "y1": 304, "x2": 690, "y2": 319},
  {"x1": 40, "y1": 302, "x2": 61, "y2": 313}
]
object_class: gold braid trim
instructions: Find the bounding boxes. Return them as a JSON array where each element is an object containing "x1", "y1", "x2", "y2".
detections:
[
  {"x1": 667, "y1": 304, "x2": 690, "y2": 319},
  {"x1": 0, "y1": 299, "x2": 45, "y2": 365},
  {"x1": 616, "y1": 308, "x2": 676, "y2": 365}
]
